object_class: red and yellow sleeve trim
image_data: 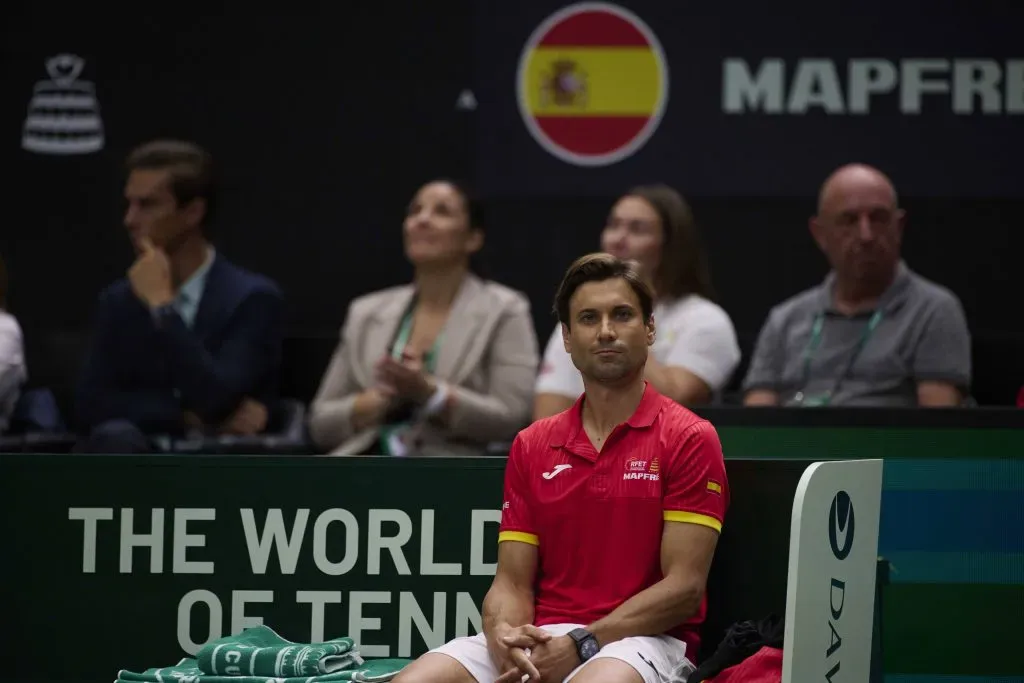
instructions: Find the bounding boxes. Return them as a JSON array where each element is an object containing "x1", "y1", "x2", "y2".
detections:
[
  {"x1": 663, "y1": 510, "x2": 722, "y2": 532},
  {"x1": 498, "y1": 531, "x2": 540, "y2": 546}
]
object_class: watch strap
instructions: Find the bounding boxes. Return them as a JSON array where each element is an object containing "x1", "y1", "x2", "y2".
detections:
[
  {"x1": 567, "y1": 628, "x2": 598, "y2": 662},
  {"x1": 150, "y1": 302, "x2": 177, "y2": 328}
]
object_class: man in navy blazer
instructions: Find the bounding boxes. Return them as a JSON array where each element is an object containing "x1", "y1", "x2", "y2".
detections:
[{"x1": 75, "y1": 140, "x2": 284, "y2": 452}]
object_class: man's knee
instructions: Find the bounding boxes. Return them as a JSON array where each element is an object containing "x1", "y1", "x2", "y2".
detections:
[
  {"x1": 75, "y1": 419, "x2": 152, "y2": 454},
  {"x1": 392, "y1": 652, "x2": 478, "y2": 683},
  {"x1": 571, "y1": 658, "x2": 644, "y2": 683}
]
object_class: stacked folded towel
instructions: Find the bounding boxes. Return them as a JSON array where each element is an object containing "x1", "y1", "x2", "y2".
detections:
[
  {"x1": 114, "y1": 626, "x2": 411, "y2": 683},
  {"x1": 116, "y1": 657, "x2": 411, "y2": 683},
  {"x1": 198, "y1": 626, "x2": 362, "y2": 676}
]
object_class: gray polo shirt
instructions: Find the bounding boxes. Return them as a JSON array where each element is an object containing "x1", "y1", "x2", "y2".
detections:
[{"x1": 742, "y1": 262, "x2": 971, "y2": 407}]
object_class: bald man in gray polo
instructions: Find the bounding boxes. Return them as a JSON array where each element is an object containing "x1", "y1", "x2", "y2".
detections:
[{"x1": 743, "y1": 164, "x2": 971, "y2": 408}]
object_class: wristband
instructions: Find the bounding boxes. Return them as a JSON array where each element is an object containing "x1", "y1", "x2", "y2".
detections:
[{"x1": 422, "y1": 382, "x2": 449, "y2": 417}]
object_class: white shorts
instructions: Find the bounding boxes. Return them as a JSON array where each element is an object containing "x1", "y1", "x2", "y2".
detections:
[{"x1": 429, "y1": 623, "x2": 693, "y2": 683}]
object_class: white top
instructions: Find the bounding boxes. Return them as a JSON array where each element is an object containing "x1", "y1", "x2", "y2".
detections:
[
  {"x1": 535, "y1": 294, "x2": 741, "y2": 400},
  {"x1": 0, "y1": 310, "x2": 27, "y2": 434}
]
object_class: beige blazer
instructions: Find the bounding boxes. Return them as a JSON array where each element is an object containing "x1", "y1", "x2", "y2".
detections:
[{"x1": 308, "y1": 275, "x2": 539, "y2": 456}]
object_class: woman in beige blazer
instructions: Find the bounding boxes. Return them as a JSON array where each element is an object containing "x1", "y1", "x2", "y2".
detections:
[{"x1": 309, "y1": 180, "x2": 539, "y2": 456}]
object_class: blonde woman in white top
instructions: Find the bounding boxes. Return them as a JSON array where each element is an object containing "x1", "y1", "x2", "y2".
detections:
[{"x1": 533, "y1": 185, "x2": 741, "y2": 419}]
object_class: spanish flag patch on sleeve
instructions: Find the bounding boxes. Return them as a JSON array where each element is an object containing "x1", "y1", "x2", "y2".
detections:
[{"x1": 706, "y1": 479, "x2": 722, "y2": 495}]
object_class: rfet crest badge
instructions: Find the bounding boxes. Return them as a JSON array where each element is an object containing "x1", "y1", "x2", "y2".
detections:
[{"x1": 540, "y1": 59, "x2": 588, "y2": 108}]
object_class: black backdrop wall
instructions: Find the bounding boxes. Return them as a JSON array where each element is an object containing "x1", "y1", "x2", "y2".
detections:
[{"x1": 2, "y1": 2, "x2": 1022, "y2": 407}]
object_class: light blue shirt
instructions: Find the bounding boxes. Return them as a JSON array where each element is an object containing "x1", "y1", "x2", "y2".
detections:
[{"x1": 174, "y1": 248, "x2": 215, "y2": 328}]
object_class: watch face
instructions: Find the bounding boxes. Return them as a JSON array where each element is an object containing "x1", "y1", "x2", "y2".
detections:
[{"x1": 581, "y1": 639, "x2": 599, "y2": 658}]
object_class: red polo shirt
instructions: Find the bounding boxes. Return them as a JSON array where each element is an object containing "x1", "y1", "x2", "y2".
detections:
[{"x1": 498, "y1": 383, "x2": 729, "y2": 658}]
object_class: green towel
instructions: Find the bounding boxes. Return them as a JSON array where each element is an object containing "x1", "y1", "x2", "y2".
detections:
[
  {"x1": 197, "y1": 625, "x2": 359, "y2": 676},
  {"x1": 116, "y1": 656, "x2": 412, "y2": 683}
]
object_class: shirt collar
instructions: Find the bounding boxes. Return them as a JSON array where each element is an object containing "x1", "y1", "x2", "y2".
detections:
[
  {"x1": 816, "y1": 260, "x2": 911, "y2": 314},
  {"x1": 176, "y1": 247, "x2": 216, "y2": 307},
  {"x1": 548, "y1": 381, "x2": 663, "y2": 448}
]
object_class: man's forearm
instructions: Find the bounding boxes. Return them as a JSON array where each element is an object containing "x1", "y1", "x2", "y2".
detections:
[
  {"x1": 743, "y1": 389, "x2": 779, "y2": 406},
  {"x1": 643, "y1": 357, "x2": 676, "y2": 396},
  {"x1": 155, "y1": 314, "x2": 250, "y2": 420},
  {"x1": 587, "y1": 577, "x2": 702, "y2": 647},
  {"x1": 644, "y1": 359, "x2": 710, "y2": 405},
  {"x1": 482, "y1": 582, "x2": 535, "y2": 643}
]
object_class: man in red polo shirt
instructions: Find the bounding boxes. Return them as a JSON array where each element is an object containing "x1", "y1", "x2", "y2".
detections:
[{"x1": 393, "y1": 253, "x2": 728, "y2": 683}]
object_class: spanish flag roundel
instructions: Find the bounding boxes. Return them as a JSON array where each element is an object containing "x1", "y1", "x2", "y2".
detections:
[{"x1": 516, "y1": 2, "x2": 669, "y2": 167}]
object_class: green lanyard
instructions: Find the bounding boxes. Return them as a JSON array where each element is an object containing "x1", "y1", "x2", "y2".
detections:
[
  {"x1": 390, "y1": 309, "x2": 441, "y2": 370},
  {"x1": 391, "y1": 312, "x2": 414, "y2": 361},
  {"x1": 797, "y1": 309, "x2": 883, "y2": 405},
  {"x1": 380, "y1": 307, "x2": 443, "y2": 456}
]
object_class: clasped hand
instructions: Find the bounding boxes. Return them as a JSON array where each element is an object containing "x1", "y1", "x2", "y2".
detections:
[
  {"x1": 492, "y1": 625, "x2": 580, "y2": 683},
  {"x1": 374, "y1": 352, "x2": 434, "y2": 404},
  {"x1": 183, "y1": 398, "x2": 268, "y2": 436}
]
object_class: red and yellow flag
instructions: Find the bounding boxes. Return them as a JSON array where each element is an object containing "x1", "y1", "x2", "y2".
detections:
[{"x1": 517, "y1": 4, "x2": 668, "y2": 166}]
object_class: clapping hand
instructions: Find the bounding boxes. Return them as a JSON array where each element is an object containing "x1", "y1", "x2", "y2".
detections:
[{"x1": 374, "y1": 352, "x2": 434, "y2": 403}]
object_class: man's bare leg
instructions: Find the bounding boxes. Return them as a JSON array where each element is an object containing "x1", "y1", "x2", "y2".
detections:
[
  {"x1": 570, "y1": 658, "x2": 644, "y2": 683},
  {"x1": 392, "y1": 652, "x2": 480, "y2": 683}
]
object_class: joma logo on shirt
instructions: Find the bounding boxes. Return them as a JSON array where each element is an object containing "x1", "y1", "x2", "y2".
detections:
[{"x1": 623, "y1": 472, "x2": 660, "y2": 481}]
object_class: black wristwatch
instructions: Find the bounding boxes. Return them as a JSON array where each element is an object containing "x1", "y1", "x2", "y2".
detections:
[
  {"x1": 150, "y1": 303, "x2": 177, "y2": 328},
  {"x1": 568, "y1": 628, "x2": 600, "y2": 663}
]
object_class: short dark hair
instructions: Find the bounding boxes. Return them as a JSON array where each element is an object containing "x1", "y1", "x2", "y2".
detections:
[
  {"x1": 553, "y1": 253, "x2": 654, "y2": 327},
  {"x1": 436, "y1": 178, "x2": 485, "y2": 233},
  {"x1": 126, "y1": 139, "x2": 217, "y2": 227},
  {"x1": 624, "y1": 184, "x2": 715, "y2": 301}
]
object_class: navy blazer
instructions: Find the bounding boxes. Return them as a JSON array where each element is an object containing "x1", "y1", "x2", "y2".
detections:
[{"x1": 75, "y1": 255, "x2": 285, "y2": 434}]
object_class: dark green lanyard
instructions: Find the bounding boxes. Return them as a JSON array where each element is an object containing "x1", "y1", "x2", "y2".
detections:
[
  {"x1": 380, "y1": 308, "x2": 442, "y2": 456},
  {"x1": 796, "y1": 309, "x2": 883, "y2": 405},
  {"x1": 390, "y1": 309, "x2": 441, "y2": 371}
]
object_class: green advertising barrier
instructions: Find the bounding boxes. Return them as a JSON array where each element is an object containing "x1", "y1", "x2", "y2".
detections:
[
  {"x1": 2, "y1": 408, "x2": 1022, "y2": 683},
  {"x1": 1, "y1": 456, "x2": 504, "y2": 683},
  {"x1": 1, "y1": 454, "x2": 811, "y2": 683},
  {"x1": 696, "y1": 408, "x2": 1024, "y2": 682}
]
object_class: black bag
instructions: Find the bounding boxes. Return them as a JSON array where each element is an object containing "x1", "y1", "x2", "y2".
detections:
[{"x1": 688, "y1": 614, "x2": 784, "y2": 683}]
